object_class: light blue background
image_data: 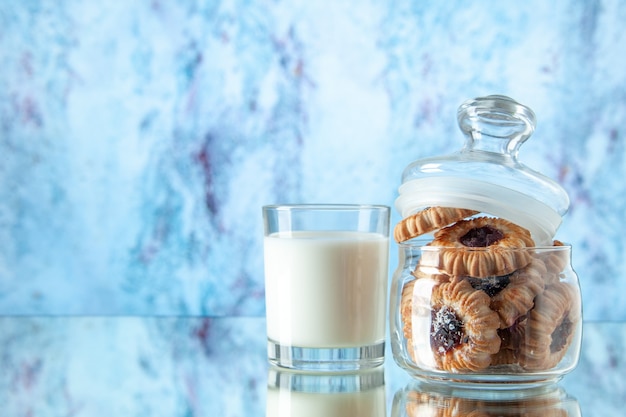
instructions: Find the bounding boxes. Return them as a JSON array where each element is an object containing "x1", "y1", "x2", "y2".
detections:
[{"x1": 1, "y1": 0, "x2": 625, "y2": 319}]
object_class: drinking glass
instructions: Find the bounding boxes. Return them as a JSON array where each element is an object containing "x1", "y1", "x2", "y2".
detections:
[{"x1": 263, "y1": 204, "x2": 390, "y2": 371}]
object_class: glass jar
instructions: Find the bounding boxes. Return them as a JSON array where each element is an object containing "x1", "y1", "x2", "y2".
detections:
[
  {"x1": 391, "y1": 380, "x2": 581, "y2": 416},
  {"x1": 389, "y1": 95, "x2": 582, "y2": 386},
  {"x1": 389, "y1": 241, "x2": 582, "y2": 386}
]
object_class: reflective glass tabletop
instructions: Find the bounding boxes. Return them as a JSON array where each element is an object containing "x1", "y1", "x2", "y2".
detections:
[{"x1": 0, "y1": 317, "x2": 623, "y2": 415}]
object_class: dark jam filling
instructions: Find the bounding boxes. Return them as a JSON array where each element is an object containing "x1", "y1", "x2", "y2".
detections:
[
  {"x1": 550, "y1": 316, "x2": 573, "y2": 353},
  {"x1": 466, "y1": 274, "x2": 511, "y2": 297},
  {"x1": 430, "y1": 305, "x2": 466, "y2": 354},
  {"x1": 460, "y1": 226, "x2": 505, "y2": 247}
]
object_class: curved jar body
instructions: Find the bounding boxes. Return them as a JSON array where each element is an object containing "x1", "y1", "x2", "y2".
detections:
[{"x1": 389, "y1": 241, "x2": 582, "y2": 387}]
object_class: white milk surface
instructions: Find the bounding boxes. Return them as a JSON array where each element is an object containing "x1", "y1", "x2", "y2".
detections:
[{"x1": 264, "y1": 230, "x2": 389, "y2": 347}]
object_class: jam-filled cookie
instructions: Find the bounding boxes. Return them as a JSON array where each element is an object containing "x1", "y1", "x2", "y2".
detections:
[
  {"x1": 425, "y1": 217, "x2": 535, "y2": 277},
  {"x1": 429, "y1": 278, "x2": 501, "y2": 371},
  {"x1": 488, "y1": 257, "x2": 547, "y2": 328},
  {"x1": 394, "y1": 207, "x2": 479, "y2": 243},
  {"x1": 519, "y1": 282, "x2": 580, "y2": 370}
]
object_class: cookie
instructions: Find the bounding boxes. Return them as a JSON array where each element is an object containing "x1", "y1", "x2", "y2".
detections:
[
  {"x1": 538, "y1": 240, "x2": 569, "y2": 285},
  {"x1": 401, "y1": 279, "x2": 416, "y2": 340},
  {"x1": 498, "y1": 325, "x2": 523, "y2": 352},
  {"x1": 488, "y1": 257, "x2": 547, "y2": 328},
  {"x1": 394, "y1": 207, "x2": 479, "y2": 243},
  {"x1": 425, "y1": 217, "x2": 535, "y2": 277},
  {"x1": 491, "y1": 317, "x2": 527, "y2": 366},
  {"x1": 519, "y1": 282, "x2": 580, "y2": 370},
  {"x1": 429, "y1": 278, "x2": 501, "y2": 371},
  {"x1": 490, "y1": 345, "x2": 520, "y2": 366}
]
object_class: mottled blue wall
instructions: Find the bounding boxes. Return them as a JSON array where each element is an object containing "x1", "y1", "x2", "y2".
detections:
[{"x1": 1, "y1": 1, "x2": 625, "y2": 319}]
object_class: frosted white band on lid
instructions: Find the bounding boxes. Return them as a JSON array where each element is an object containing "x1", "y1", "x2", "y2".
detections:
[{"x1": 395, "y1": 177, "x2": 562, "y2": 245}]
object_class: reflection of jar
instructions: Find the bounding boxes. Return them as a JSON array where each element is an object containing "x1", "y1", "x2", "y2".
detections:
[
  {"x1": 389, "y1": 96, "x2": 582, "y2": 385},
  {"x1": 266, "y1": 367, "x2": 386, "y2": 417},
  {"x1": 392, "y1": 381, "x2": 581, "y2": 416}
]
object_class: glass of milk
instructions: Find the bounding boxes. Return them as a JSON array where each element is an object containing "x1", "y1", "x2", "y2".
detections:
[
  {"x1": 263, "y1": 204, "x2": 390, "y2": 371},
  {"x1": 266, "y1": 367, "x2": 387, "y2": 417}
]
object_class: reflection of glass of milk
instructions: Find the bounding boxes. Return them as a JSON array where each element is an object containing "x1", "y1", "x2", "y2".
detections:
[
  {"x1": 263, "y1": 205, "x2": 390, "y2": 371},
  {"x1": 266, "y1": 367, "x2": 387, "y2": 417}
]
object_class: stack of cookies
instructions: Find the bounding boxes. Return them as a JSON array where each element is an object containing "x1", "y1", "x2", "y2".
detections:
[{"x1": 395, "y1": 206, "x2": 580, "y2": 373}]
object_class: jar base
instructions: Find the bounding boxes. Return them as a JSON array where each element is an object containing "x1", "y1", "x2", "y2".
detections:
[{"x1": 400, "y1": 368, "x2": 564, "y2": 390}]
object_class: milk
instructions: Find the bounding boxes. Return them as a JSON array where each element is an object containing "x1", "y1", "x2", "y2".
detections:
[{"x1": 264, "y1": 230, "x2": 389, "y2": 348}]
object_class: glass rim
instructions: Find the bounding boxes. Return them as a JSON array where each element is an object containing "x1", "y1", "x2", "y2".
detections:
[{"x1": 263, "y1": 203, "x2": 390, "y2": 212}]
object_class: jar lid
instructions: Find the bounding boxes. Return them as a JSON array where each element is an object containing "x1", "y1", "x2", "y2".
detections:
[{"x1": 395, "y1": 95, "x2": 570, "y2": 245}]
